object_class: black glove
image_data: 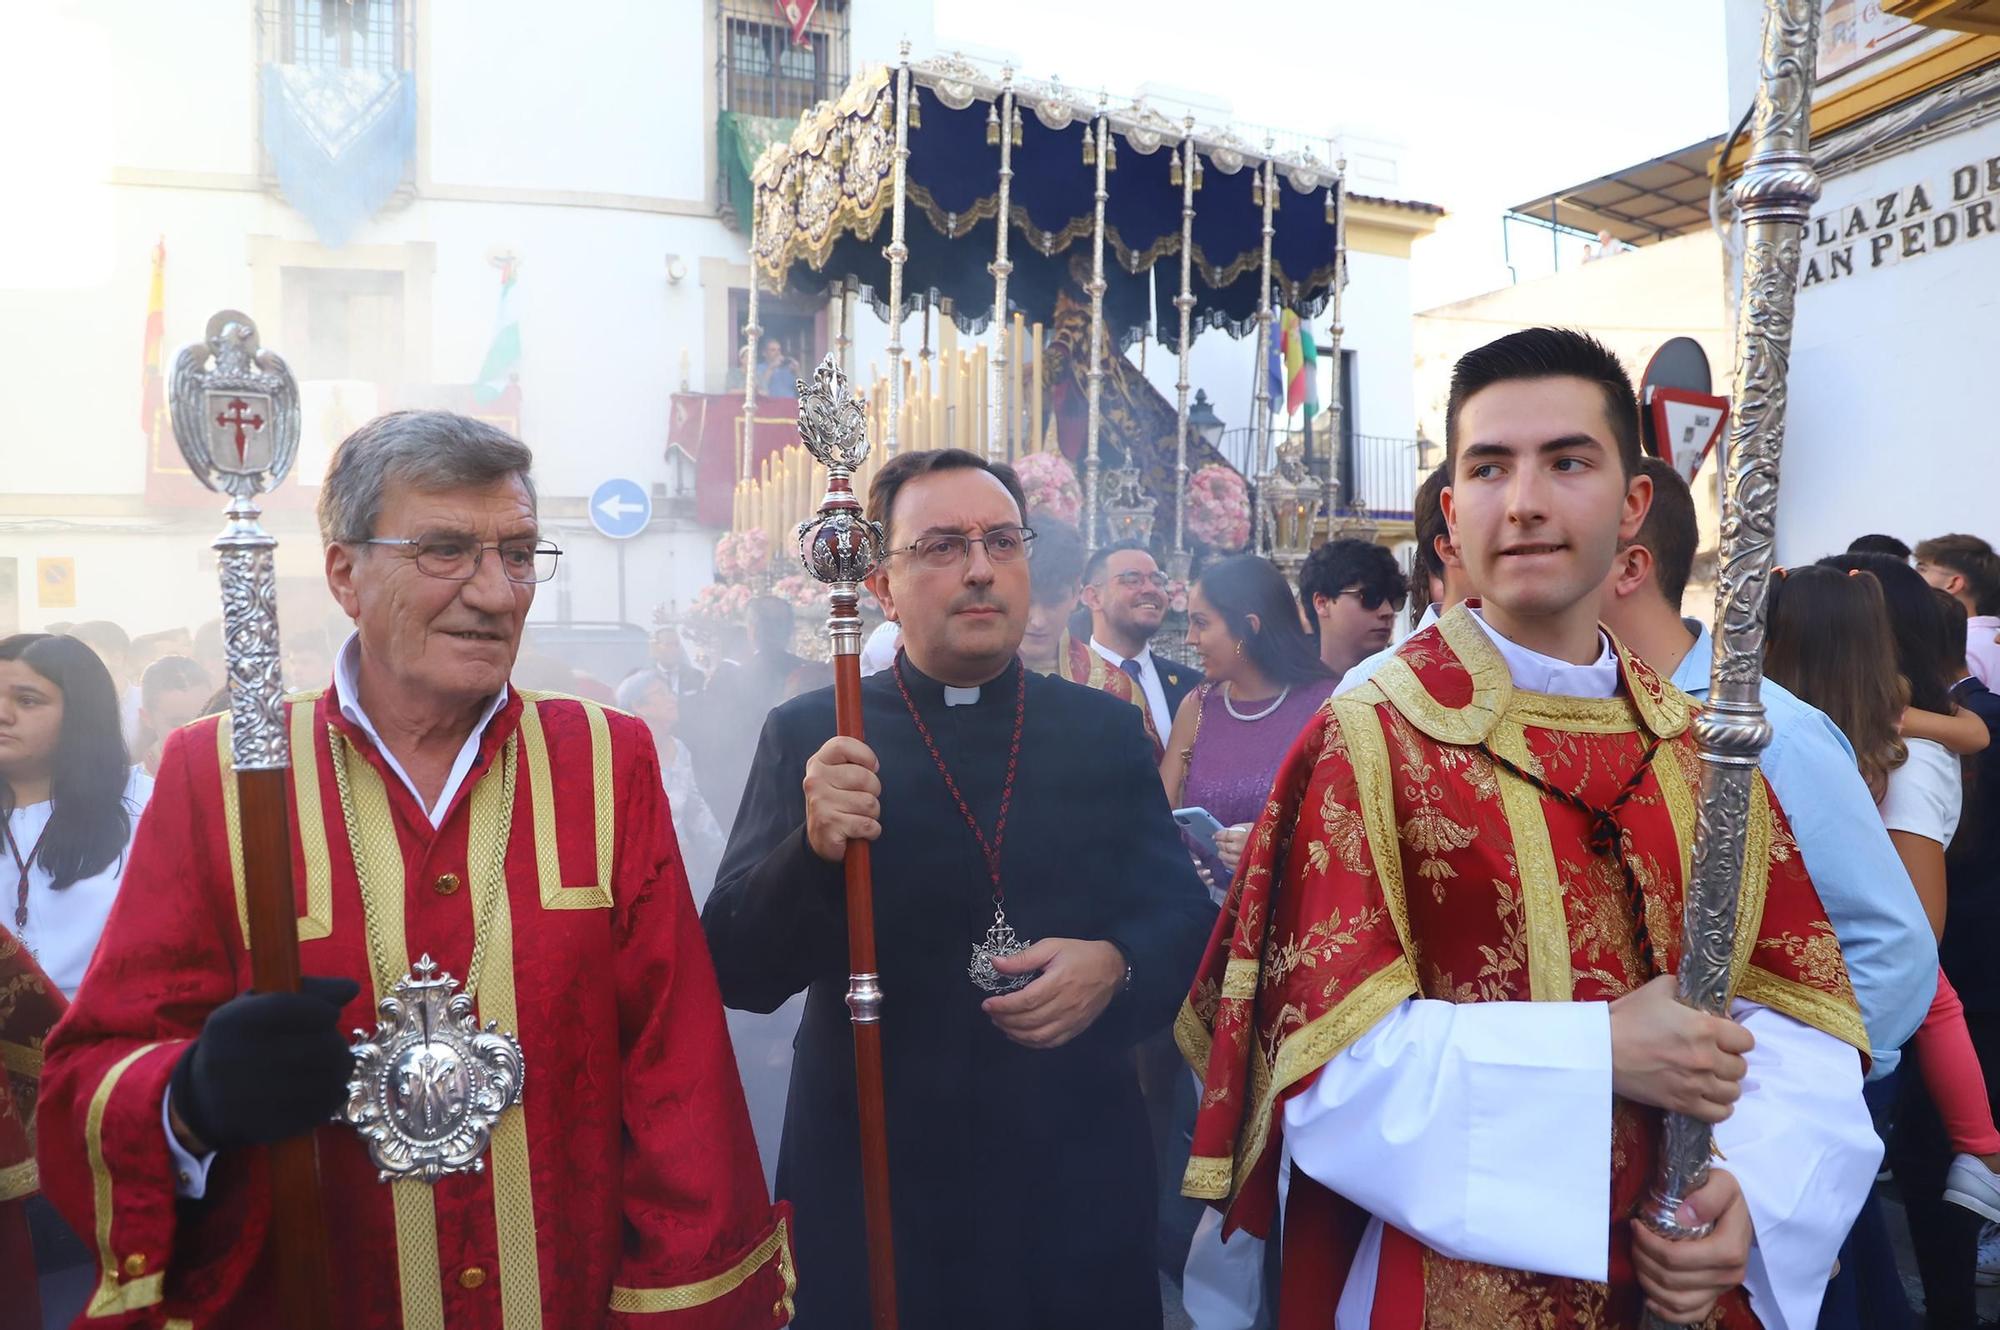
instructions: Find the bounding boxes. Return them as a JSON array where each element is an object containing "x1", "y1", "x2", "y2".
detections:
[{"x1": 169, "y1": 976, "x2": 361, "y2": 1152}]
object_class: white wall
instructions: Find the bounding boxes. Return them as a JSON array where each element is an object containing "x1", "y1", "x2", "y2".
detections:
[{"x1": 1775, "y1": 117, "x2": 2000, "y2": 561}]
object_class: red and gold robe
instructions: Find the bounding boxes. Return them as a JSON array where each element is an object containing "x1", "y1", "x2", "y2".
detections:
[
  {"x1": 37, "y1": 687, "x2": 792, "y2": 1329},
  {"x1": 1178, "y1": 607, "x2": 1868, "y2": 1328},
  {"x1": 1054, "y1": 629, "x2": 1164, "y2": 759},
  {"x1": 3, "y1": 925, "x2": 65, "y2": 1322}
]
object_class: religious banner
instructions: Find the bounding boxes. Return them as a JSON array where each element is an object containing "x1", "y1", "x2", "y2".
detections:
[{"x1": 259, "y1": 61, "x2": 416, "y2": 247}]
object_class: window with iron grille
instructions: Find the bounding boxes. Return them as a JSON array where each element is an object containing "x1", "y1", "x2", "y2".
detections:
[
  {"x1": 261, "y1": 0, "x2": 410, "y2": 72},
  {"x1": 719, "y1": 0, "x2": 849, "y2": 121}
]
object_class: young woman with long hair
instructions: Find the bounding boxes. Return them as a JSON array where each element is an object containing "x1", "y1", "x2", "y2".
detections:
[
  {"x1": 0, "y1": 634, "x2": 151, "y2": 998},
  {"x1": 1160, "y1": 554, "x2": 1333, "y2": 892},
  {"x1": 1766, "y1": 564, "x2": 2000, "y2": 1230}
]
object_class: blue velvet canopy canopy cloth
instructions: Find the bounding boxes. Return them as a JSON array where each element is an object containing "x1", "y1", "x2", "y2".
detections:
[{"x1": 749, "y1": 62, "x2": 1345, "y2": 350}]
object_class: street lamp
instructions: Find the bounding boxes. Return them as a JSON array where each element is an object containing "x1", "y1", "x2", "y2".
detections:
[{"x1": 1188, "y1": 389, "x2": 1224, "y2": 451}]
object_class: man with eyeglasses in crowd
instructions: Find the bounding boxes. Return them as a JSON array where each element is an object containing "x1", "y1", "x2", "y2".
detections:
[
  {"x1": 705, "y1": 446, "x2": 1214, "y2": 1329},
  {"x1": 1298, "y1": 536, "x2": 1409, "y2": 681},
  {"x1": 1075, "y1": 539, "x2": 1203, "y2": 749},
  {"x1": 39, "y1": 410, "x2": 795, "y2": 1326}
]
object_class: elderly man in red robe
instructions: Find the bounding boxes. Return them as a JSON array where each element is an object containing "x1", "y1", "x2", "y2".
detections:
[{"x1": 37, "y1": 411, "x2": 791, "y2": 1328}]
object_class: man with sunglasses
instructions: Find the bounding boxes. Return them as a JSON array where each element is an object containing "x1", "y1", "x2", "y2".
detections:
[
  {"x1": 706, "y1": 447, "x2": 1213, "y2": 1329},
  {"x1": 40, "y1": 411, "x2": 793, "y2": 1327},
  {"x1": 1298, "y1": 537, "x2": 1408, "y2": 680}
]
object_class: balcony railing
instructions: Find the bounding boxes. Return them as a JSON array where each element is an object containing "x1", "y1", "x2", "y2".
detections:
[{"x1": 1212, "y1": 429, "x2": 1421, "y2": 521}]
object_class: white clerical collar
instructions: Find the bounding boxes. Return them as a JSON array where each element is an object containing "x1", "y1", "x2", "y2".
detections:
[
  {"x1": 943, "y1": 685, "x2": 980, "y2": 707},
  {"x1": 1088, "y1": 637, "x2": 1151, "y2": 672},
  {"x1": 1466, "y1": 607, "x2": 1618, "y2": 699},
  {"x1": 333, "y1": 632, "x2": 509, "y2": 825}
]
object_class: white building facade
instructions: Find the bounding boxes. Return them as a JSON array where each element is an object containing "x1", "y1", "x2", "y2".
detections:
[
  {"x1": 1720, "y1": 3, "x2": 2000, "y2": 561},
  {"x1": 0, "y1": 0, "x2": 1436, "y2": 649}
]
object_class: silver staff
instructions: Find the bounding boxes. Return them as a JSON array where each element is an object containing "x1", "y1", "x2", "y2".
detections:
[
  {"x1": 168, "y1": 311, "x2": 336, "y2": 1326},
  {"x1": 1639, "y1": 0, "x2": 1822, "y2": 1293}
]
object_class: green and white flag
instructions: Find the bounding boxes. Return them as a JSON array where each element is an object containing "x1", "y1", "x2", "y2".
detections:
[{"x1": 475, "y1": 258, "x2": 520, "y2": 403}]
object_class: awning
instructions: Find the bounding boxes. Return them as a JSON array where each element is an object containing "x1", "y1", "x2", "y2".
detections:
[{"x1": 1507, "y1": 135, "x2": 1723, "y2": 246}]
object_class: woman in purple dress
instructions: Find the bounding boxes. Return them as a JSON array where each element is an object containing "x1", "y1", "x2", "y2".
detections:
[{"x1": 1160, "y1": 554, "x2": 1334, "y2": 896}]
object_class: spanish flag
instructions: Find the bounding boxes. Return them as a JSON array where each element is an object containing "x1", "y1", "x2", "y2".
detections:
[{"x1": 139, "y1": 237, "x2": 166, "y2": 450}]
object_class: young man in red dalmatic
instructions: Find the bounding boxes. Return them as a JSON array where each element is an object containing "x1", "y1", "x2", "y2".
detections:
[
  {"x1": 36, "y1": 412, "x2": 792, "y2": 1328},
  {"x1": 1178, "y1": 329, "x2": 1880, "y2": 1329}
]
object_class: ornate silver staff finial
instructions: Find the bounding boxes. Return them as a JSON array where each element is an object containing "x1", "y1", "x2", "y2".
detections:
[
  {"x1": 168, "y1": 311, "x2": 302, "y2": 501},
  {"x1": 795, "y1": 355, "x2": 886, "y2": 658},
  {"x1": 167, "y1": 310, "x2": 301, "y2": 772}
]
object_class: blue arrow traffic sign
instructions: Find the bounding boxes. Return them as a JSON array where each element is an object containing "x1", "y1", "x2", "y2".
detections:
[{"x1": 589, "y1": 477, "x2": 652, "y2": 539}]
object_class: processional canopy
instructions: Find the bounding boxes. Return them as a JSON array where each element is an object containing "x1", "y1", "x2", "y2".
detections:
[{"x1": 748, "y1": 56, "x2": 1347, "y2": 350}]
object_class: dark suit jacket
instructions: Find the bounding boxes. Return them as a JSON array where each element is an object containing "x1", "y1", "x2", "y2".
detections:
[{"x1": 1155, "y1": 655, "x2": 1203, "y2": 719}]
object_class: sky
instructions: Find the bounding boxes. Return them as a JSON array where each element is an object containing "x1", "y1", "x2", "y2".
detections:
[{"x1": 931, "y1": 0, "x2": 1732, "y2": 310}]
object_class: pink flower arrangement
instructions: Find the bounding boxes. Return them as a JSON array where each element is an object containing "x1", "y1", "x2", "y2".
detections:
[
  {"x1": 1165, "y1": 577, "x2": 1190, "y2": 615},
  {"x1": 1186, "y1": 464, "x2": 1250, "y2": 552},
  {"x1": 714, "y1": 528, "x2": 773, "y2": 582},
  {"x1": 770, "y1": 573, "x2": 824, "y2": 612},
  {"x1": 1015, "y1": 451, "x2": 1082, "y2": 528},
  {"x1": 687, "y1": 580, "x2": 754, "y2": 631}
]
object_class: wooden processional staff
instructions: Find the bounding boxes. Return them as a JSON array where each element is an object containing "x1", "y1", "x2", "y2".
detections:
[
  {"x1": 167, "y1": 312, "x2": 335, "y2": 1329},
  {"x1": 793, "y1": 355, "x2": 900, "y2": 1328},
  {"x1": 1640, "y1": 2, "x2": 1822, "y2": 1324}
]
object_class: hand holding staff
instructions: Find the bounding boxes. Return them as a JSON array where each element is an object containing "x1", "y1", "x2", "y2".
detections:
[
  {"x1": 794, "y1": 355, "x2": 899, "y2": 1328},
  {"x1": 1638, "y1": 2, "x2": 1823, "y2": 1325}
]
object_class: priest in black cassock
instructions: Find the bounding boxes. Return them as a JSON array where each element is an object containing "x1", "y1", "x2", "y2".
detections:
[{"x1": 704, "y1": 447, "x2": 1214, "y2": 1329}]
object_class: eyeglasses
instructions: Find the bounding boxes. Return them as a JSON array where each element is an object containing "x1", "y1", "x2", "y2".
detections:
[
  {"x1": 1334, "y1": 588, "x2": 1404, "y2": 612},
  {"x1": 1107, "y1": 570, "x2": 1171, "y2": 591},
  {"x1": 890, "y1": 526, "x2": 1037, "y2": 570},
  {"x1": 362, "y1": 537, "x2": 563, "y2": 584}
]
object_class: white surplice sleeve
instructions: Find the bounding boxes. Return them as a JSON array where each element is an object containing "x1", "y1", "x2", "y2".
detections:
[
  {"x1": 1716, "y1": 999, "x2": 1881, "y2": 1330},
  {"x1": 1282, "y1": 996, "x2": 1615, "y2": 1280}
]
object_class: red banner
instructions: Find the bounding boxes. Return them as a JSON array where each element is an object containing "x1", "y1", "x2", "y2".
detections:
[
  {"x1": 670, "y1": 391, "x2": 800, "y2": 529},
  {"x1": 774, "y1": 0, "x2": 817, "y2": 46}
]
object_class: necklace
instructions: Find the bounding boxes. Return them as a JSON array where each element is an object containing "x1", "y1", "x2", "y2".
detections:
[
  {"x1": 4, "y1": 815, "x2": 49, "y2": 932},
  {"x1": 1223, "y1": 681, "x2": 1291, "y2": 722},
  {"x1": 330, "y1": 727, "x2": 527, "y2": 1184},
  {"x1": 892, "y1": 657, "x2": 1035, "y2": 995},
  {"x1": 1481, "y1": 735, "x2": 1665, "y2": 976}
]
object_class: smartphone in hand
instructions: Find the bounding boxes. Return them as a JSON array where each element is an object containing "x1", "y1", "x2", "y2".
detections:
[{"x1": 1172, "y1": 806, "x2": 1226, "y2": 855}]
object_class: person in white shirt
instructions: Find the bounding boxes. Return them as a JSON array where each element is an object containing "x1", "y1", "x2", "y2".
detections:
[
  {"x1": 1079, "y1": 539, "x2": 1200, "y2": 739},
  {"x1": 0, "y1": 633, "x2": 150, "y2": 999},
  {"x1": 1915, "y1": 532, "x2": 2000, "y2": 690}
]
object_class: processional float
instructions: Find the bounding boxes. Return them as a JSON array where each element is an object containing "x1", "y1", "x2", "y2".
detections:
[
  {"x1": 793, "y1": 355, "x2": 899, "y2": 1328},
  {"x1": 1641, "y1": 1, "x2": 1822, "y2": 1322},
  {"x1": 167, "y1": 313, "x2": 335, "y2": 1329},
  {"x1": 743, "y1": 44, "x2": 1350, "y2": 559}
]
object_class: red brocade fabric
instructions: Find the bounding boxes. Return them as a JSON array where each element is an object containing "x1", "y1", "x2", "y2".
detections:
[
  {"x1": 1177, "y1": 607, "x2": 1868, "y2": 1329},
  {"x1": 36, "y1": 688, "x2": 791, "y2": 1328},
  {"x1": 2, "y1": 926, "x2": 63, "y2": 1330}
]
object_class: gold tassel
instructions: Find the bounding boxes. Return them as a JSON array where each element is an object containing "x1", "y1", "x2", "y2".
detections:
[
  {"x1": 986, "y1": 104, "x2": 1000, "y2": 147},
  {"x1": 1270, "y1": 179, "x2": 1280, "y2": 210},
  {"x1": 1325, "y1": 189, "x2": 1336, "y2": 223},
  {"x1": 1105, "y1": 135, "x2": 1117, "y2": 172},
  {"x1": 907, "y1": 95, "x2": 921, "y2": 130},
  {"x1": 1192, "y1": 157, "x2": 1204, "y2": 192},
  {"x1": 1012, "y1": 107, "x2": 1024, "y2": 146},
  {"x1": 1082, "y1": 131, "x2": 1095, "y2": 167},
  {"x1": 1252, "y1": 176, "x2": 1262, "y2": 207},
  {"x1": 1170, "y1": 155, "x2": 1183, "y2": 187}
]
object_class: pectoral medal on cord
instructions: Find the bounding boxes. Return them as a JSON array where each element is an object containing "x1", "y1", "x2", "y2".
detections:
[{"x1": 891, "y1": 657, "x2": 1037, "y2": 995}]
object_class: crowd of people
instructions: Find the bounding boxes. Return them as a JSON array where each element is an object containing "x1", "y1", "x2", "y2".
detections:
[{"x1": 1, "y1": 328, "x2": 1995, "y2": 1327}]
